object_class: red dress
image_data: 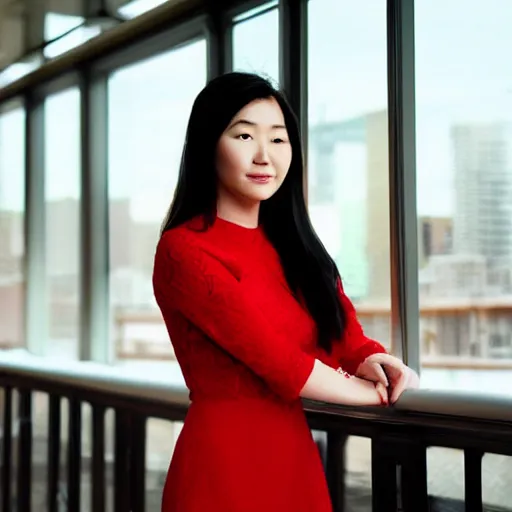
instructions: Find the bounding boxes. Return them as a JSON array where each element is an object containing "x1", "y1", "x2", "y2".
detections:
[{"x1": 152, "y1": 216, "x2": 386, "y2": 512}]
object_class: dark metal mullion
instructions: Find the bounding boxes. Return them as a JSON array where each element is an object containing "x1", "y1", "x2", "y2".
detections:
[
  {"x1": 79, "y1": 68, "x2": 110, "y2": 363},
  {"x1": 279, "y1": 0, "x2": 309, "y2": 198},
  {"x1": 387, "y1": 0, "x2": 419, "y2": 370},
  {"x1": 206, "y1": 1, "x2": 233, "y2": 78},
  {"x1": 24, "y1": 91, "x2": 47, "y2": 357}
]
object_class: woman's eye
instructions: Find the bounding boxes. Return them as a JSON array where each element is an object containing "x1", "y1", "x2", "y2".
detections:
[
  {"x1": 272, "y1": 137, "x2": 286, "y2": 144},
  {"x1": 237, "y1": 133, "x2": 252, "y2": 141}
]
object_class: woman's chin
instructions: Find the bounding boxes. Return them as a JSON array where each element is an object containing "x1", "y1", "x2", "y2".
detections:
[{"x1": 243, "y1": 185, "x2": 278, "y2": 203}]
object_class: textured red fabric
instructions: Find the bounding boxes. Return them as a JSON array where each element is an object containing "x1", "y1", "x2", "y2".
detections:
[{"x1": 153, "y1": 216, "x2": 386, "y2": 512}]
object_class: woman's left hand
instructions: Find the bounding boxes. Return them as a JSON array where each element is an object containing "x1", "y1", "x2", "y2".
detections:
[{"x1": 355, "y1": 353, "x2": 420, "y2": 404}]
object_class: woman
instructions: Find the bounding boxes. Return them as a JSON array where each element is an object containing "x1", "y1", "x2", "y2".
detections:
[{"x1": 153, "y1": 72, "x2": 418, "y2": 511}]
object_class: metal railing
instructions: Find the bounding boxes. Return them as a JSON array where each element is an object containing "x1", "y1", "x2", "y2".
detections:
[{"x1": 1, "y1": 356, "x2": 512, "y2": 512}]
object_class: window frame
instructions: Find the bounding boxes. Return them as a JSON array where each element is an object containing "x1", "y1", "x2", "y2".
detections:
[{"x1": 0, "y1": 0, "x2": 419, "y2": 373}]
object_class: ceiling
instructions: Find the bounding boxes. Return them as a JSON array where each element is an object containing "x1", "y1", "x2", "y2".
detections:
[{"x1": 0, "y1": 0, "x2": 135, "y2": 71}]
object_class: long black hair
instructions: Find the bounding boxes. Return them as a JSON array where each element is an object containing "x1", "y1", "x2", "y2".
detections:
[{"x1": 161, "y1": 72, "x2": 345, "y2": 353}]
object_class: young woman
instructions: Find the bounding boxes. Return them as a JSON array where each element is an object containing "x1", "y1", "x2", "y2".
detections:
[{"x1": 153, "y1": 72, "x2": 419, "y2": 512}]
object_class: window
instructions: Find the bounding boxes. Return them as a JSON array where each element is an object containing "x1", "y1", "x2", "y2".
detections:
[
  {"x1": 232, "y1": 2, "x2": 279, "y2": 86},
  {"x1": 0, "y1": 58, "x2": 41, "y2": 89},
  {"x1": 416, "y1": 0, "x2": 512, "y2": 395},
  {"x1": 307, "y1": 0, "x2": 391, "y2": 350},
  {"x1": 107, "y1": 40, "x2": 207, "y2": 365},
  {"x1": 0, "y1": 104, "x2": 26, "y2": 350},
  {"x1": 44, "y1": 88, "x2": 81, "y2": 360},
  {"x1": 118, "y1": 0, "x2": 169, "y2": 19},
  {"x1": 44, "y1": 12, "x2": 100, "y2": 59}
]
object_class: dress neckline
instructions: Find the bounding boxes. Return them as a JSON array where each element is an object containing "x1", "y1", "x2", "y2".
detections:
[{"x1": 214, "y1": 216, "x2": 260, "y2": 232}]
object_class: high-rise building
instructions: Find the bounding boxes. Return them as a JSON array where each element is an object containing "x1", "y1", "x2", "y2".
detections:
[{"x1": 451, "y1": 123, "x2": 512, "y2": 266}]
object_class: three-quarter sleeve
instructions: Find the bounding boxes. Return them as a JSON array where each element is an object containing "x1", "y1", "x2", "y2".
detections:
[
  {"x1": 333, "y1": 279, "x2": 387, "y2": 375},
  {"x1": 153, "y1": 231, "x2": 315, "y2": 401}
]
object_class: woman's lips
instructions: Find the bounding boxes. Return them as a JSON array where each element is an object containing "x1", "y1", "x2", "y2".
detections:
[{"x1": 247, "y1": 174, "x2": 273, "y2": 184}]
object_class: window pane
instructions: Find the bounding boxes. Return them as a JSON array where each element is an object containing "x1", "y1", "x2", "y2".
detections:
[
  {"x1": 118, "y1": 0, "x2": 168, "y2": 19},
  {"x1": 416, "y1": 0, "x2": 512, "y2": 394},
  {"x1": 308, "y1": 0, "x2": 392, "y2": 351},
  {"x1": 108, "y1": 40, "x2": 207, "y2": 365},
  {"x1": 44, "y1": 12, "x2": 100, "y2": 59},
  {"x1": 45, "y1": 88, "x2": 81, "y2": 360},
  {"x1": 0, "y1": 105, "x2": 26, "y2": 349},
  {"x1": 0, "y1": 57, "x2": 42, "y2": 89},
  {"x1": 232, "y1": 4, "x2": 279, "y2": 86}
]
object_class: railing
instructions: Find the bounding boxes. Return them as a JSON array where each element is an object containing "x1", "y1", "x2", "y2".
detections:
[{"x1": 1, "y1": 356, "x2": 512, "y2": 512}]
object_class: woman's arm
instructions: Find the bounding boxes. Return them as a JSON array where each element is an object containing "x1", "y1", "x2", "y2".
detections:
[
  {"x1": 153, "y1": 231, "x2": 385, "y2": 406},
  {"x1": 301, "y1": 359, "x2": 388, "y2": 406},
  {"x1": 333, "y1": 279, "x2": 387, "y2": 375},
  {"x1": 333, "y1": 280, "x2": 418, "y2": 402}
]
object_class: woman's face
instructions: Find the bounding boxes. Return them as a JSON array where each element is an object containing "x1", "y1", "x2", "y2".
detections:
[{"x1": 215, "y1": 97, "x2": 292, "y2": 205}]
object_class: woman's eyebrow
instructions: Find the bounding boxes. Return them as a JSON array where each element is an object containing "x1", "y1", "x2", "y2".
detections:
[{"x1": 228, "y1": 119, "x2": 287, "y2": 130}]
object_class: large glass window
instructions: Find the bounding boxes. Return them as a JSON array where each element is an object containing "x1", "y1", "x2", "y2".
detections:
[
  {"x1": 118, "y1": 0, "x2": 169, "y2": 19},
  {"x1": 415, "y1": 0, "x2": 512, "y2": 395},
  {"x1": 44, "y1": 88, "x2": 81, "y2": 360},
  {"x1": 307, "y1": 0, "x2": 391, "y2": 350},
  {"x1": 44, "y1": 12, "x2": 100, "y2": 59},
  {"x1": 108, "y1": 40, "x2": 207, "y2": 365},
  {"x1": 0, "y1": 105, "x2": 26, "y2": 350},
  {"x1": 232, "y1": 2, "x2": 279, "y2": 86}
]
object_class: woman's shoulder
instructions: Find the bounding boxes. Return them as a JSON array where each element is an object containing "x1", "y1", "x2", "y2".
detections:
[{"x1": 158, "y1": 219, "x2": 210, "y2": 258}]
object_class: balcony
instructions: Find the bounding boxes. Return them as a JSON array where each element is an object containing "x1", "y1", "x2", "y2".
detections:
[{"x1": 2, "y1": 350, "x2": 512, "y2": 512}]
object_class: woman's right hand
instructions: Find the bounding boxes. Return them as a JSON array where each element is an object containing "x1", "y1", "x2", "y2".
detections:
[
  {"x1": 300, "y1": 359, "x2": 389, "y2": 406},
  {"x1": 350, "y1": 375, "x2": 388, "y2": 406}
]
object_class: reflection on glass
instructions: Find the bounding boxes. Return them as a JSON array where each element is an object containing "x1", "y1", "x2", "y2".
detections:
[
  {"x1": 416, "y1": 0, "x2": 512, "y2": 395},
  {"x1": 45, "y1": 88, "x2": 81, "y2": 360},
  {"x1": 107, "y1": 39, "x2": 207, "y2": 364},
  {"x1": 0, "y1": 105, "x2": 26, "y2": 349},
  {"x1": 0, "y1": 57, "x2": 42, "y2": 88},
  {"x1": 307, "y1": 0, "x2": 391, "y2": 351},
  {"x1": 44, "y1": 12, "x2": 100, "y2": 59},
  {"x1": 232, "y1": 5, "x2": 279, "y2": 86},
  {"x1": 118, "y1": 0, "x2": 169, "y2": 19}
]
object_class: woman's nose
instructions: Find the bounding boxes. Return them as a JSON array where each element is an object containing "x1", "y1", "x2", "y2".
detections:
[{"x1": 253, "y1": 142, "x2": 270, "y2": 165}]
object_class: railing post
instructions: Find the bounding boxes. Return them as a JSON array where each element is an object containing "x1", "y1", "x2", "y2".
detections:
[
  {"x1": 1, "y1": 387, "x2": 13, "y2": 512},
  {"x1": 372, "y1": 434, "x2": 428, "y2": 512},
  {"x1": 371, "y1": 437, "x2": 398, "y2": 512},
  {"x1": 114, "y1": 410, "x2": 129, "y2": 512},
  {"x1": 92, "y1": 405, "x2": 106, "y2": 512},
  {"x1": 47, "y1": 395, "x2": 61, "y2": 512},
  {"x1": 16, "y1": 390, "x2": 32, "y2": 512},
  {"x1": 130, "y1": 416, "x2": 147, "y2": 512},
  {"x1": 400, "y1": 441, "x2": 428, "y2": 512},
  {"x1": 67, "y1": 398, "x2": 82, "y2": 512},
  {"x1": 464, "y1": 449, "x2": 483, "y2": 512},
  {"x1": 325, "y1": 431, "x2": 347, "y2": 512}
]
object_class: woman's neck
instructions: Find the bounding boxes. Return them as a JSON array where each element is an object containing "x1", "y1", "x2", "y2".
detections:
[{"x1": 216, "y1": 198, "x2": 260, "y2": 229}]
